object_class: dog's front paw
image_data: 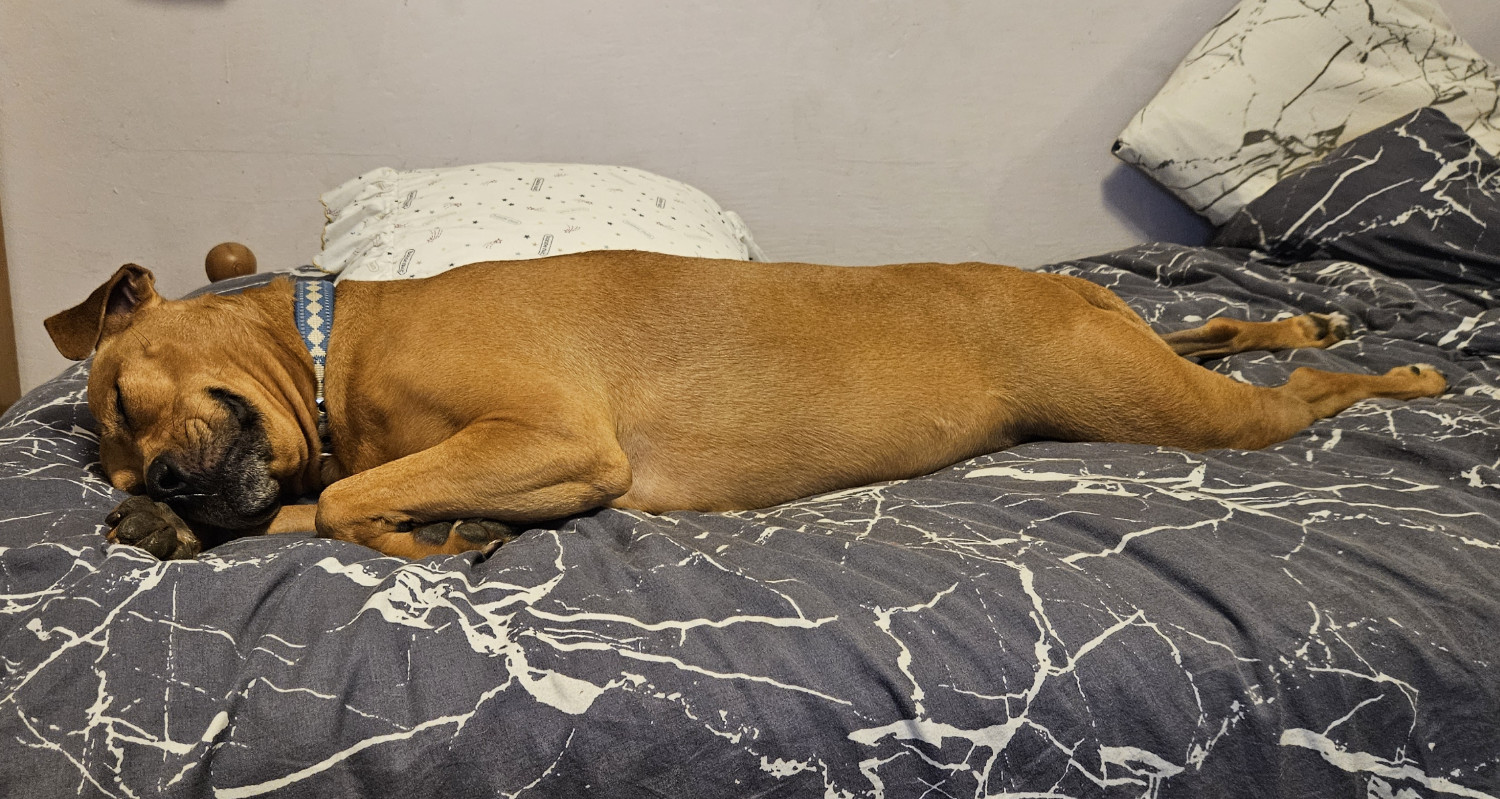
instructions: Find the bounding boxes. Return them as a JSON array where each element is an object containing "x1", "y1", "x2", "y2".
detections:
[
  {"x1": 408, "y1": 518, "x2": 520, "y2": 551},
  {"x1": 105, "y1": 496, "x2": 203, "y2": 560}
]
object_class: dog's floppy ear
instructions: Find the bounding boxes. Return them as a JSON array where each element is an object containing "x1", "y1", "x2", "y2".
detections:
[{"x1": 45, "y1": 264, "x2": 162, "y2": 360}]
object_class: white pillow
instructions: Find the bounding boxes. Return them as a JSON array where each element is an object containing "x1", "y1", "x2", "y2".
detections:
[
  {"x1": 1113, "y1": 0, "x2": 1500, "y2": 225},
  {"x1": 315, "y1": 163, "x2": 764, "y2": 281}
]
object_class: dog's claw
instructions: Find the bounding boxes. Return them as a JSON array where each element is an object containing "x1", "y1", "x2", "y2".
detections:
[{"x1": 106, "y1": 496, "x2": 202, "y2": 560}]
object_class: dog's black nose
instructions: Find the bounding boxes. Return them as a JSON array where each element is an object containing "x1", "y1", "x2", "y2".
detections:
[{"x1": 145, "y1": 457, "x2": 193, "y2": 500}]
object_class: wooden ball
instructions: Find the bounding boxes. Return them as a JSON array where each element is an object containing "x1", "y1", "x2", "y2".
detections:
[{"x1": 206, "y1": 242, "x2": 257, "y2": 282}]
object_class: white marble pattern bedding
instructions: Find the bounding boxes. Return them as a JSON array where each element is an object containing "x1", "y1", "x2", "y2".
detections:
[{"x1": 0, "y1": 236, "x2": 1497, "y2": 797}]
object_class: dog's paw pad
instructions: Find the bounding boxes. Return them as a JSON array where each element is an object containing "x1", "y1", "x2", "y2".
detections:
[
  {"x1": 411, "y1": 521, "x2": 453, "y2": 546},
  {"x1": 1306, "y1": 312, "x2": 1350, "y2": 344},
  {"x1": 456, "y1": 519, "x2": 517, "y2": 545},
  {"x1": 106, "y1": 496, "x2": 202, "y2": 560},
  {"x1": 408, "y1": 518, "x2": 519, "y2": 549}
]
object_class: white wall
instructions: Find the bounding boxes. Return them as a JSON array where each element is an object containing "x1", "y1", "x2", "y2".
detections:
[{"x1": 2, "y1": 1, "x2": 1495, "y2": 390}]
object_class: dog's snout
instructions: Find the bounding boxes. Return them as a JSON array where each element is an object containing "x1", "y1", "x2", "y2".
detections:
[{"x1": 145, "y1": 457, "x2": 193, "y2": 500}]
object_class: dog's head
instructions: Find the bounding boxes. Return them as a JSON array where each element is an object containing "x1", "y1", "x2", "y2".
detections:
[{"x1": 46, "y1": 265, "x2": 318, "y2": 534}]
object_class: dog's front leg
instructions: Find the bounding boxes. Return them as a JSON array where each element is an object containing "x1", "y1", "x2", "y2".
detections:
[{"x1": 314, "y1": 417, "x2": 632, "y2": 559}]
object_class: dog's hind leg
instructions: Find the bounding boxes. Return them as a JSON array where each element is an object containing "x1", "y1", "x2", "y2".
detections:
[
  {"x1": 1161, "y1": 313, "x2": 1350, "y2": 358},
  {"x1": 1276, "y1": 363, "x2": 1447, "y2": 418},
  {"x1": 1050, "y1": 273, "x2": 1348, "y2": 358},
  {"x1": 1021, "y1": 307, "x2": 1445, "y2": 452}
]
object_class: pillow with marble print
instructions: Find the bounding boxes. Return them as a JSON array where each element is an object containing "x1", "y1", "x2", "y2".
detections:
[
  {"x1": 1114, "y1": 0, "x2": 1500, "y2": 225},
  {"x1": 1214, "y1": 108, "x2": 1500, "y2": 284}
]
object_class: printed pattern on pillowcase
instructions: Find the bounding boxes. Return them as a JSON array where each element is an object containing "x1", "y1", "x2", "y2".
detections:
[
  {"x1": 1215, "y1": 108, "x2": 1500, "y2": 285},
  {"x1": 315, "y1": 163, "x2": 763, "y2": 281},
  {"x1": 1114, "y1": 0, "x2": 1500, "y2": 224}
]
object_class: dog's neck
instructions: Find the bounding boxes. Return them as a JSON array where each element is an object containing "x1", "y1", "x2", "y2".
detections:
[
  {"x1": 292, "y1": 276, "x2": 336, "y2": 464},
  {"x1": 190, "y1": 279, "x2": 329, "y2": 497}
]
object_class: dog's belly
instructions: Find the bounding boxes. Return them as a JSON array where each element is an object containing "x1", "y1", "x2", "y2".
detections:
[{"x1": 607, "y1": 395, "x2": 1020, "y2": 513}]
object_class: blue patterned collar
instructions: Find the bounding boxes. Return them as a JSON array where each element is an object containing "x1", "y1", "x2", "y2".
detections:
[{"x1": 294, "y1": 276, "x2": 335, "y2": 460}]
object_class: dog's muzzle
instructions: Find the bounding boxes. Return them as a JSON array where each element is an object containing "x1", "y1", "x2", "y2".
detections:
[{"x1": 143, "y1": 388, "x2": 281, "y2": 530}]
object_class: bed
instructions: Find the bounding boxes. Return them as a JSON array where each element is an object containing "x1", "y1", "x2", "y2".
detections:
[
  {"x1": 2, "y1": 103, "x2": 1498, "y2": 797},
  {"x1": 5, "y1": 0, "x2": 1500, "y2": 793}
]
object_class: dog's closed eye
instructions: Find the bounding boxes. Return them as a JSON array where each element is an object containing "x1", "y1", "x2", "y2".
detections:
[{"x1": 114, "y1": 383, "x2": 133, "y2": 432}]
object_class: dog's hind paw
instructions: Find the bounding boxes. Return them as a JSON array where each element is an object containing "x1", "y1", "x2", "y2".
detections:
[
  {"x1": 105, "y1": 496, "x2": 203, "y2": 560},
  {"x1": 1302, "y1": 312, "x2": 1350, "y2": 347},
  {"x1": 1385, "y1": 363, "x2": 1448, "y2": 398}
]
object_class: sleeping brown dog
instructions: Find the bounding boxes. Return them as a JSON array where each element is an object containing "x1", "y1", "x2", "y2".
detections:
[{"x1": 46, "y1": 248, "x2": 1446, "y2": 559}]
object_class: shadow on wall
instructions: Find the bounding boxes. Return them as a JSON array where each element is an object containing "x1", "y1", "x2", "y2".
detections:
[{"x1": 1100, "y1": 163, "x2": 1214, "y2": 246}]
